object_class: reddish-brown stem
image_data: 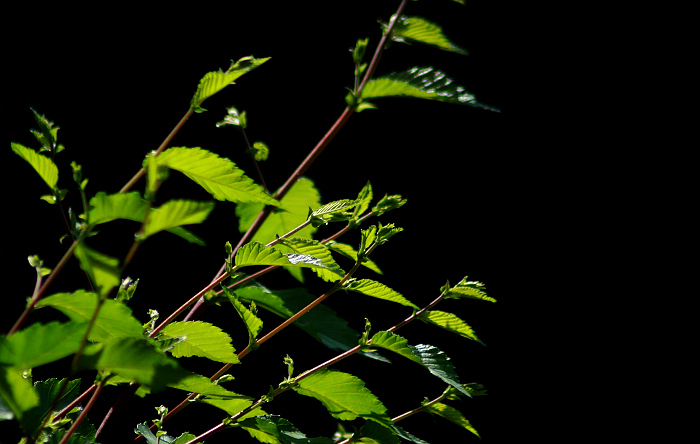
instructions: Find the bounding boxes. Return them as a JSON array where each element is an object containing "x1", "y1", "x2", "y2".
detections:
[
  {"x1": 54, "y1": 384, "x2": 96, "y2": 421},
  {"x1": 56, "y1": 377, "x2": 107, "y2": 444},
  {"x1": 119, "y1": 109, "x2": 194, "y2": 194}
]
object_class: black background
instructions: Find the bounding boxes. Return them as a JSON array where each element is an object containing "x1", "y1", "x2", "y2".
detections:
[{"x1": 0, "y1": 2, "x2": 545, "y2": 443}]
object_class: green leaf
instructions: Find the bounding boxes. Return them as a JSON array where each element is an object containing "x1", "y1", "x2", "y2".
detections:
[
  {"x1": 355, "y1": 420, "x2": 399, "y2": 444},
  {"x1": 159, "y1": 321, "x2": 239, "y2": 364},
  {"x1": 73, "y1": 242, "x2": 121, "y2": 297},
  {"x1": 79, "y1": 338, "x2": 189, "y2": 392},
  {"x1": 239, "y1": 415, "x2": 333, "y2": 444},
  {"x1": 390, "y1": 425, "x2": 430, "y2": 444},
  {"x1": 425, "y1": 402, "x2": 480, "y2": 438},
  {"x1": 0, "y1": 367, "x2": 39, "y2": 422},
  {"x1": 216, "y1": 106, "x2": 247, "y2": 129},
  {"x1": 10, "y1": 142, "x2": 58, "y2": 191},
  {"x1": 21, "y1": 378, "x2": 83, "y2": 439},
  {"x1": 191, "y1": 56, "x2": 270, "y2": 113},
  {"x1": 235, "y1": 285, "x2": 364, "y2": 355},
  {"x1": 156, "y1": 147, "x2": 279, "y2": 205},
  {"x1": 391, "y1": 16, "x2": 467, "y2": 54},
  {"x1": 198, "y1": 395, "x2": 265, "y2": 420},
  {"x1": 352, "y1": 181, "x2": 374, "y2": 219},
  {"x1": 236, "y1": 177, "x2": 320, "y2": 281},
  {"x1": 225, "y1": 289, "x2": 264, "y2": 347},
  {"x1": 141, "y1": 200, "x2": 214, "y2": 241},
  {"x1": 345, "y1": 279, "x2": 419, "y2": 309},
  {"x1": 360, "y1": 67, "x2": 499, "y2": 111},
  {"x1": 278, "y1": 238, "x2": 345, "y2": 282},
  {"x1": 88, "y1": 192, "x2": 206, "y2": 245},
  {"x1": 294, "y1": 369, "x2": 392, "y2": 428},
  {"x1": 253, "y1": 141, "x2": 269, "y2": 161},
  {"x1": 235, "y1": 241, "x2": 327, "y2": 270},
  {"x1": 30, "y1": 108, "x2": 59, "y2": 153},
  {"x1": 35, "y1": 290, "x2": 144, "y2": 342},
  {"x1": 312, "y1": 199, "x2": 360, "y2": 219},
  {"x1": 408, "y1": 344, "x2": 469, "y2": 397},
  {"x1": 445, "y1": 277, "x2": 495, "y2": 302},
  {"x1": 367, "y1": 331, "x2": 421, "y2": 364},
  {"x1": 419, "y1": 310, "x2": 483, "y2": 345},
  {"x1": 327, "y1": 242, "x2": 382, "y2": 274},
  {"x1": 0, "y1": 322, "x2": 86, "y2": 370},
  {"x1": 167, "y1": 373, "x2": 239, "y2": 397}
]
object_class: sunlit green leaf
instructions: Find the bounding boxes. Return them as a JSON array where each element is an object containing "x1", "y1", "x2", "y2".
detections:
[
  {"x1": 294, "y1": 369, "x2": 392, "y2": 428},
  {"x1": 352, "y1": 181, "x2": 374, "y2": 219},
  {"x1": 445, "y1": 277, "x2": 495, "y2": 302},
  {"x1": 88, "y1": 192, "x2": 206, "y2": 245},
  {"x1": 167, "y1": 373, "x2": 239, "y2": 397},
  {"x1": 198, "y1": 396, "x2": 265, "y2": 420},
  {"x1": 239, "y1": 414, "x2": 333, "y2": 444},
  {"x1": 79, "y1": 338, "x2": 189, "y2": 392},
  {"x1": 0, "y1": 322, "x2": 86, "y2": 369},
  {"x1": 426, "y1": 402, "x2": 480, "y2": 438},
  {"x1": 278, "y1": 238, "x2": 345, "y2": 282},
  {"x1": 368, "y1": 331, "x2": 420, "y2": 364},
  {"x1": 419, "y1": 310, "x2": 483, "y2": 345},
  {"x1": 191, "y1": 56, "x2": 270, "y2": 113},
  {"x1": 74, "y1": 242, "x2": 121, "y2": 297},
  {"x1": 360, "y1": 67, "x2": 499, "y2": 111},
  {"x1": 35, "y1": 290, "x2": 144, "y2": 342},
  {"x1": 391, "y1": 16, "x2": 467, "y2": 54},
  {"x1": 156, "y1": 147, "x2": 278, "y2": 205},
  {"x1": 134, "y1": 422, "x2": 196, "y2": 444},
  {"x1": 236, "y1": 177, "x2": 320, "y2": 281},
  {"x1": 234, "y1": 242, "x2": 327, "y2": 270},
  {"x1": 159, "y1": 321, "x2": 239, "y2": 364},
  {"x1": 409, "y1": 344, "x2": 469, "y2": 396},
  {"x1": 345, "y1": 279, "x2": 418, "y2": 309},
  {"x1": 141, "y1": 200, "x2": 214, "y2": 241},
  {"x1": 10, "y1": 143, "x2": 58, "y2": 191},
  {"x1": 225, "y1": 289, "x2": 264, "y2": 347},
  {"x1": 0, "y1": 367, "x2": 39, "y2": 422}
]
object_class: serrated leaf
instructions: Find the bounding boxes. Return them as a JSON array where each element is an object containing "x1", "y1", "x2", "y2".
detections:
[
  {"x1": 0, "y1": 367, "x2": 39, "y2": 422},
  {"x1": 235, "y1": 285, "x2": 363, "y2": 355},
  {"x1": 327, "y1": 242, "x2": 382, "y2": 274},
  {"x1": 74, "y1": 242, "x2": 121, "y2": 297},
  {"x1": 345, "y1": 279, "x2": 419, "y2": 309},
  {"x1": 312, "y1": 199, "x2": 360, "y2": 218},
  {"x1": 391, "y1": 16, "x2": 467, "y2": 54},
  {"x1": 0, "y1": 322, "x2": 86, "y2": 370},
  {"x1": 426, "y1": 402, "x2": 480, "y2": 438},
  {"x1": 390, "y1": 425, "x2": 430, "y2": 444},
  {"x1": 419, "y1": 310, "x2": 483, "y2": 345},
  {"x1": 235, "y1": 241, "x2": 327, "y2": 270},
  {"x1": 278, "y1": 238, "x2": 345, "y2": 282},
  {"x1": 35, "y1": 290, "x2": 144, "y2": 342},
  {"x1": 236, "y1": 177, "x2": 320, "y2": 282},
  {"x1": 21, "y1": 378, "x2": 83, "y2": 439},
  {"x1": 294, "y1": 369, "x2": 392, "y2": 427},
  {"x1": 156, "y1": 147, "x2": 279, "y2": 205},
  {"x1": 30, "y1": 108, "x2": 58, "y2": 152},
  {"x1": 360, "y1": 67, "x2": 499, "y2": 111},
  {"x1": 79, "y1": 338, "x2": 189, "y2": 392},
  {"x1": 10, "y1": 142, "x2": 58, "y2": 191},
  {"x1": 353, "y1": 181, "x2": 374, "y2": 219},
  {"x1": 88, "y1": 192, "x2": 206, "y2": 245},
  {"x1": 167, "y1": 373, "x2": 239, "y2": 397},
  {"x1": 141, "y1": 199, "x2": 214, "y2": 241},
  {"x1": 191, "y1": 56, "x2": 270, "y2": 113},
  {"x1": 356, "y1": 420, "x2": 399, "y2": 444},
  {"x1": 446, "y1": 277, "x2": 495, "y2": 302},
  {"x1": 134, "y1": 422, "x2": 196, "y2": 444},
  {"x1": 239, "y1": 415, "x2": 333, "y2": 444},
  {"x1": 159, "y1": 321, "x2": 239, "y2": 364},
  {"x1": 368, "y1": 331, "x2": 421, "y2": 364},
  {"x1": 198, "y1": 395, "x2": 265, "y2": 420},
  {"x1": 225, "y1": 290, "x2": 264, "y2": 347},
  {"x1": 409, "y1": 344, "x2": 469, "y2": 397}
]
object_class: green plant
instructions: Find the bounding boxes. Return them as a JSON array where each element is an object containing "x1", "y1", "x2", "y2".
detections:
[{"x1": 1, "y1": 1, "x2": 499, "y2": 443}]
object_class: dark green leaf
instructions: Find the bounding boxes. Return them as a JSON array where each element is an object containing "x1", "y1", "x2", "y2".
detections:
[
  {"x1": 239, "y1": 414, "x2": 333, "y2": 444},
  {"x1": 425, "y1": 403, "x2": 480, "y2": 438},
  {"x1": 21, "y1": 378, "x2": 83, "y2": 439},
  {"x1": 408, "y1": 344, "x2": 469, "y2": 397},
  {"x1": 390, "y1": 425, "x2": 430, "y2": 444},
  {"x1": 355, "y1": 420, "x2": 399, "y2": 444},
  {"x1": 225, "y1": 289, "x2": 264, "y2": 347},
  {"x1": 327, "y1": 242, "x2": 382, "y2": 274},
  {"x1": 360, "y1": 67, "x2": 499, "y2": 111},
  {"x1": 134, "y1": 422, "x2": 196, "y2": 444}
]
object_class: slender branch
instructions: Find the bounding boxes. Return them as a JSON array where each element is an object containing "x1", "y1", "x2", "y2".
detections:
[
  {"x1": 240, "y1": 128, "x2": 269, "y2": 193},
  {"x1": 53, "y1": 384, "x2": 96, "y2": 422},
  {"x1": 119, "y1": 109, "x2": 194, "y2": 194},
  {"x1": 7, "y1": 239, "x2": 80, "y2": 337},
  {"x1": 56, "y1": 377, "x2": 108, "y2": 444}
]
